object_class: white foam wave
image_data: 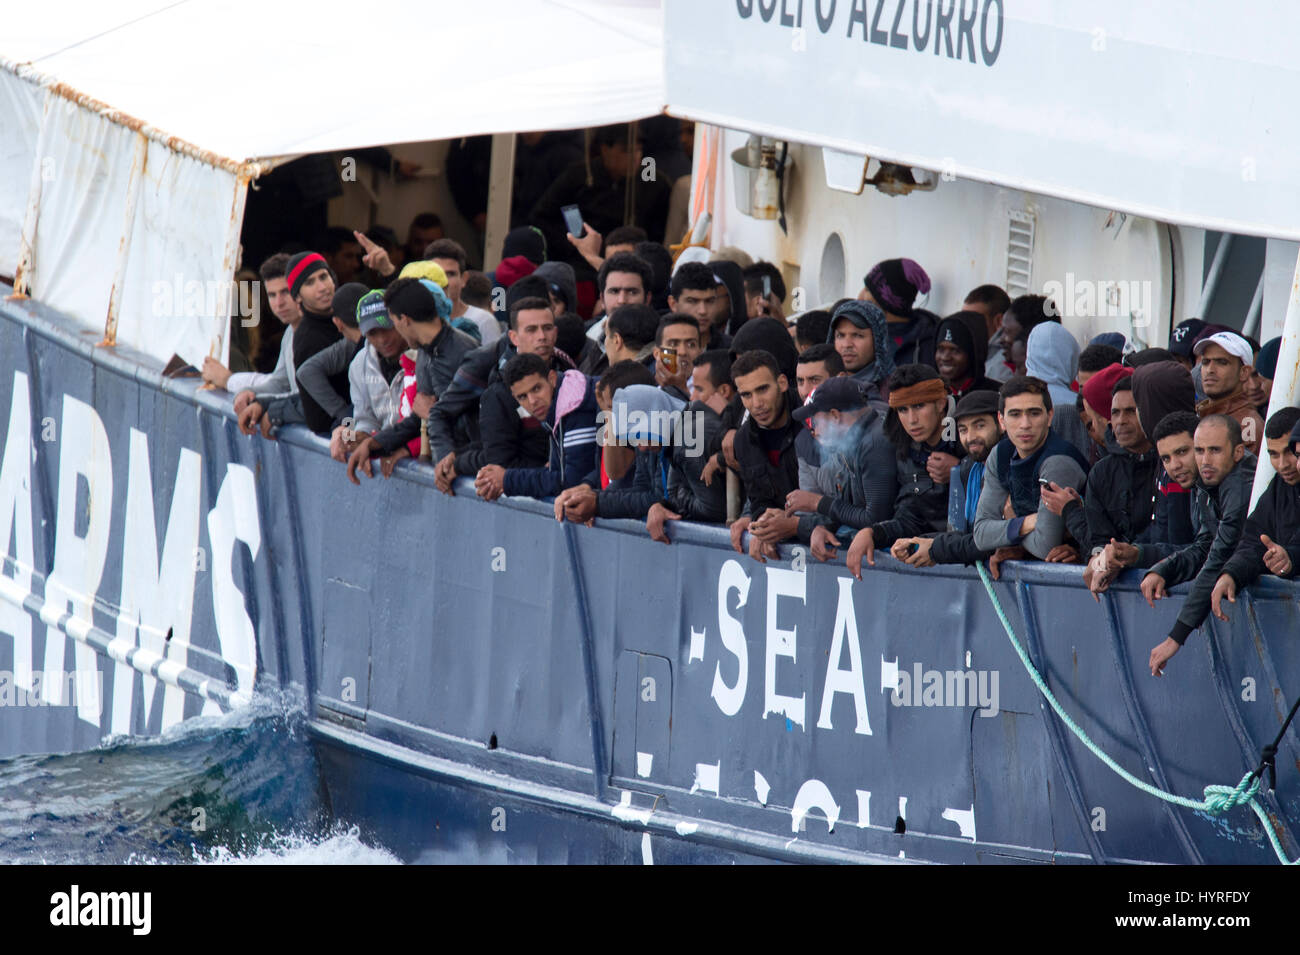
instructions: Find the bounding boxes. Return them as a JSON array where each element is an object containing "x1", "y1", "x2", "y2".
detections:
[{"x1": 198, "y1": 827, "x2": 401, "y2": 866}]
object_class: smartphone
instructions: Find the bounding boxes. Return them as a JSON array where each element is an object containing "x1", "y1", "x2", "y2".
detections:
[
  {"x1": 661, "y1": 347, "x2": 678, "y2": 374},
  {"x1": 762, "y1": 275, "x2": 771, "y2": 298},
  {"x1": 561, "y1": 204, "x2": 585, "y2": 238},
  {"x1": 905, "y1": 542, "x2": 920, "y2": 556},
  {"x1": 1037, "y1": 477, "x2": 1052, "y2": 488}
]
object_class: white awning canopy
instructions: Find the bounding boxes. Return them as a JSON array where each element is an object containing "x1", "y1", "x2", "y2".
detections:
[
  {"x1": 5, "y1": 0, "x2": 665, "y2": 164},
  {"x1": 664, "y1": 0, "x2": 1300, "y2": 242},
  {"x1": 0, "y1": 0, "x2": 665, "y2": 368}
]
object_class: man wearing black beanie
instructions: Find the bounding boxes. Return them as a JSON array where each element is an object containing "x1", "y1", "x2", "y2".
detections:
[
  {"x1": 284, "y1": 250, "x2": 344, "y2": 430},
  {"x1": 935, "y1": 311, "x2": 1001, "y2": 398},
  {"x1": 859, "y1": 257, "x2": 940, "y2": 367}
]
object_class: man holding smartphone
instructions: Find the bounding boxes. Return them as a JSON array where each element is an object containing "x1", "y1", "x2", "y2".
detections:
[
  {"x1": 972, "y1": 376, "x2": 1090, "y2": 560},
  {"x1": 743, "y1": 264, "x2": 786, "y2": 321},
  {"x1": 652, "y1": 315, "x2": 702, "y2": 401},
  {"x1": 527, "y1": 124, "x2": 671, "y2": 281}
]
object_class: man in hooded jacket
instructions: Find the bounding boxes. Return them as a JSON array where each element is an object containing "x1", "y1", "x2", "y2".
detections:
[
  {"x1": 1130, "y1": 361, "x2": 1198, "y2": 550},
  {"x1": 858, "y1": 257, "x2": 939, "y2": 367},
  {"x1": 710, "y1": 259, "x2": 748, "y2": 342},
  {"x1": 1065, "y1": 376, "x2": 1161, "y2": 556},
  {"x1": 1026, "y1": 321, "x2": 1091, "y2": 459},
  {"x1": 935, "y1": 311, "x2": 1002, "y2": 398},
  {"x1": 826, "y1": 300, "x2": 894, "y2": 403}
]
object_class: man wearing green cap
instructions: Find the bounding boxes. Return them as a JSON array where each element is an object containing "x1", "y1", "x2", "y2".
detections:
[{"x1": 328, "y1": 290, "x2": 410, "y2": 463}]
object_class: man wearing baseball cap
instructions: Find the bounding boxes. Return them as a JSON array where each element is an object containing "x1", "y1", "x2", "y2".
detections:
[
  {"x1": 326, "y1": 290, "x2": 411, "y2": 463},
  {"x1": 1167, "y1": 318, "x2": 1206, "y2": 370},
  {"x1": 1193, "y1": 330, "x2": 1264, "y2": 454},
  {"x1": 787, "y1": 375, "x2": 897, "y2": 565}
]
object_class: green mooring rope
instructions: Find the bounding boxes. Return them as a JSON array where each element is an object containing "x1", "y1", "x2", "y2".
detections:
[{"x1": 975, "y1": 561, "x2": 1297, "y2": 865}]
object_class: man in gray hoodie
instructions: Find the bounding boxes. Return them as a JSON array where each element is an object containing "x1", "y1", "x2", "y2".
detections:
[
  {"x1": 973, "y1": 376, "x2": 1090, "y2": 560},
  {"x1": 1025, "y1": 320, "x2": 1091, "y2": 459}
]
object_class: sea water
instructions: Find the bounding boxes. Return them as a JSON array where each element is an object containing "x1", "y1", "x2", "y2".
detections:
[{"x1": 0, "y1": 695, "x2": 399, "y2": 865}]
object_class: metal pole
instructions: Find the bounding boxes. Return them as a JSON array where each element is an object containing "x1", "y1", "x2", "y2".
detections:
[
  {"x1": 482, "y1": 133, "x2": 516, "y2": 274},
  {"x1": 1250, "y1": 244, "x2": 1300, "y2": 508},
  {"x1": 1241, "y1": 268, "x2": 1266, "y2": 340},
  {"x1": 1195, "y1": 233, "x2": 1233, "y2": 318}
]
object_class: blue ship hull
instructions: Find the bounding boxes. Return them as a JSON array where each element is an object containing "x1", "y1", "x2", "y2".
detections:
[{"x1": 1, "y1": 294, "x2": 1297, "y2": 864}]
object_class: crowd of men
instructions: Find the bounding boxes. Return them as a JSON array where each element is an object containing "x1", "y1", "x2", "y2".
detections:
[{"x1": 206, "y1": 131, "x2": 1300, "y2": 681}]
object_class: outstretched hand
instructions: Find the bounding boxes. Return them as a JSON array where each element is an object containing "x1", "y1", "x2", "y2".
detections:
[
  {"x1": 1261, "y1": 534, "x2": 1293, "y2": 577},
  {"x1": 354, "y1": 230, "x2": 396, "y2": 277}
]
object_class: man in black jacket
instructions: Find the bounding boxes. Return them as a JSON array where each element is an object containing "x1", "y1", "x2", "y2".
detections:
[
  {"x1": 1064, "y1": 376, "x2": 1161, "y2": 563},
  {"x1": 1092, "y1": 410, "x2": 1201, "y2": 585},
  {"x1": 282, "y1": 251, "x2": 344, "y2": 432},
  {"x1": 727, "y1": 350, "x2": 804, "y2": 563},
  {"x1": 1145, "y1": 414, "x2": 1257, "y2": 676},
  {"x1": 345, "y1": 278, "x2": 479, "y2": 483},
  {"x1": 285, "y1": 282, "x2": 369, "y2": 435},
  {"x1": 1210, "y1": 408, "x2": 1300, "y2": 620},
  {"x1": 427, "y1": 296, "x2": 570, "y2": 493}
]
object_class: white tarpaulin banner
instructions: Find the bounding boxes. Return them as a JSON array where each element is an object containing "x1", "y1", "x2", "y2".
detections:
[
  {"x1": 19, "y1": 99, "x2": 240, "y2": 369},
  {"x1": 664, "y1": 0, "x2": 1300, "y2": 240},
  {"x1": 0, "y1": 72, "x2": 43, "y2": 278},
  {"x1": 24, "y1": 100, "x2": 140, "y2": 338},
  {"x1": 117, "y1": 142, "x2": 244, "y2": 370}
]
